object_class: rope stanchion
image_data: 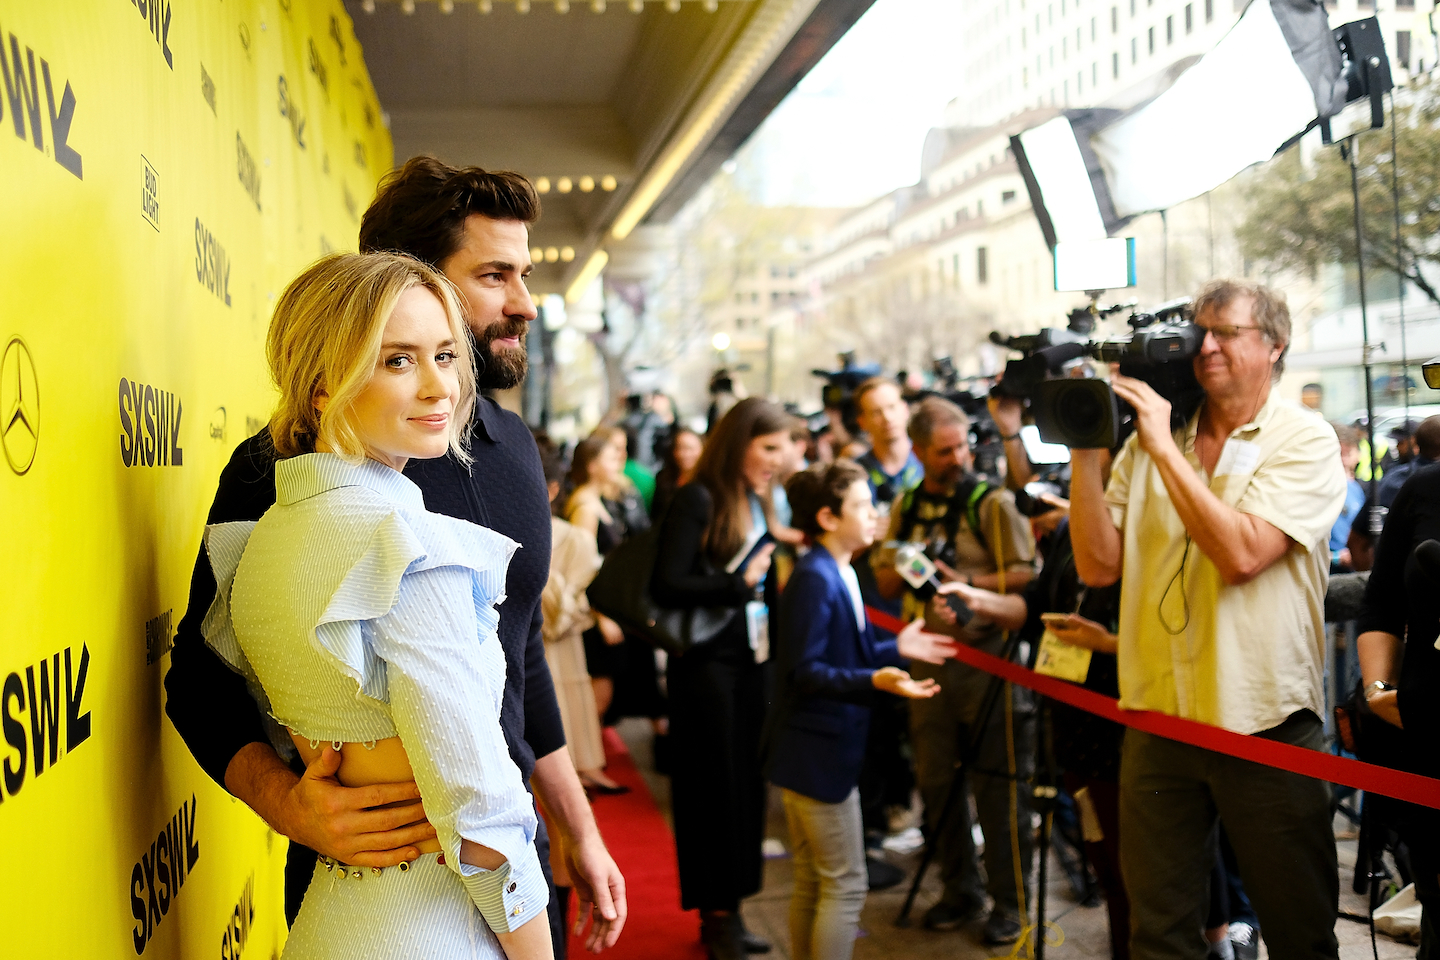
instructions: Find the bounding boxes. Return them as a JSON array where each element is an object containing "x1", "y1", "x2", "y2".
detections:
[{"x1": 866, "y1": 605, "x2": 1440, "y2": 810}]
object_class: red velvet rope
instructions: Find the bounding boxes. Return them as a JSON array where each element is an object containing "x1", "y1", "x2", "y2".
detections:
[{"x1": 864, "y1": 605, "x2": 1440, "y2": 810}]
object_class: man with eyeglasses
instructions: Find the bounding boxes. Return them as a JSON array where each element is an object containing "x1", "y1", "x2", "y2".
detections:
[{"x1": 1069, "y1": 280, "x2": 1346, "y2": 959}]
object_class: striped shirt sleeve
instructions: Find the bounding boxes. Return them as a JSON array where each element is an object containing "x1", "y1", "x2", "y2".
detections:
[{"x1": 367, "y1": 564, "x2": 547, "y2": 934}]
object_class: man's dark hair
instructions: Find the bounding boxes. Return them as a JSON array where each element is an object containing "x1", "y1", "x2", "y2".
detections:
[
  {"x1": 359, "y1": 155, "x2": 540, "y2": 267},
  {"x1": 1416, "y1": 415, "x2": 1440, "y2": 461}
]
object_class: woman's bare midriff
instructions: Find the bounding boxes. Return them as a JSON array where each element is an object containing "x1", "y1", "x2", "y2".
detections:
[{"x1": 291, "y1": 733, "x2": 503, "y2": 870}]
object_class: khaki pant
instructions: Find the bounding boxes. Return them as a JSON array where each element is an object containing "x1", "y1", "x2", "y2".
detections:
[
  {"x1": 909, "y1": 660, "x2": 1035, "y2": 917},
  {"x1": 782, "y1": 787, "x2": 868, "y2": 960}
]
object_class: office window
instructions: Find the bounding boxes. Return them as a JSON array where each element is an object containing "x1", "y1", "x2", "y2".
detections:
[
  {"x1": 977, "y1": 247, "x2": 990, "y2": 284},
  {"x1": 1148, "y1": 26, "x2": 1155, "y2": 53},
  {"x1": 1093, "y1": 61, "x2": 1098, "y2": 84},
  {"x1": 1002, "y1": 189, "x2": 1017, "y2": 203},
  {"x1": 1397, "y1": 29, "x2": 1412, "y2": 68},
  {"x1": 1166, "y1": 15, "x2": 1173, "y2": 43},
  {"x1": 1185, "y1": 3, "x2": 1192, "y2": 32},
  {"x1": 1063, "y1": 36, "x2": 1068, "y2": 57},
  {"x1": 1205, "y1": 0, "x2": 1213, "y2": 20},
  {"x1": 1131, "y1": 36, "x2": 1137, "y2": 62},
  {"x1": 1112, "y1": 50, "x2": 1119, "y2": 76},
  {"x1": 1092, "y1": 16, "x2": 1098, "y2": 40},
  {"x1": 1022, "y1": 25, "x2": 1028, "y2": 47},
  {"x1": 977, "y1": 200, "x2": 985, "y2": 216},
  {"x1": 1077, "y1": 71, "x2": 1083, "y2": 94},
  {"x1": 1023, "y1": 65, "x2": 1030, "y2": 86}
]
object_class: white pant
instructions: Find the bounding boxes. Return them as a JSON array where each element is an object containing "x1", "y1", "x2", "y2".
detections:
[{"x1": 782, "y1": 787, "x2": 868, "y2": 960}]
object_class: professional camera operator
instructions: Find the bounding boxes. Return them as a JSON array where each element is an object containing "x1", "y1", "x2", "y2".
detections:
[
  {"x1": 1069, "y1": 279, "x2": 1346, "y2": 959},
  {"x1": 873, "y1": 396, "x2": 1037, "y2": 945}
]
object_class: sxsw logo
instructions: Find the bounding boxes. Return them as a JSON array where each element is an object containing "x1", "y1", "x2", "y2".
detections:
[
  {"x1": 2, "y1": 645, "x2": 93, "y2": 802},
  {"x1": 122, "y1": 0, "x2": 174, "y2": 70},
  {"x1": 0, "y1": 27, "x2": 83, "y2": 180},
  {"x1": 119, "y1": 377, "x2": 185, "y2": 468}
]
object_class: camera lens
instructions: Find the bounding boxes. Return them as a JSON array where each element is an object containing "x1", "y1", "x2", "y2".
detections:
[{"x1": 1059, "y1": 386, "x2": 1105, "y2": 435}]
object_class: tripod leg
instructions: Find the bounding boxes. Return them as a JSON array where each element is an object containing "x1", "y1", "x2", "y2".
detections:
[{"x1": 896, "y1": 636, "x2": 1025, "y2": 927}]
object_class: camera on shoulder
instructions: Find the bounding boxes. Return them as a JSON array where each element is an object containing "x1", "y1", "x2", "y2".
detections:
[{"x1": 991, "y1": 298, "x2": 1206, "y2": 449}]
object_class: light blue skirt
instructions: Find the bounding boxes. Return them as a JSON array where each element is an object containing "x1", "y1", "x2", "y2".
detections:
[{"x1": 284, "y1": 853, "x2": 505, "y2": 958}]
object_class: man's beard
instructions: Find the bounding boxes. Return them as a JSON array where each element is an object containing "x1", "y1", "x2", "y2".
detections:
[{"x1": 475, "y1": 319, "x2": 528, "y2": 391}]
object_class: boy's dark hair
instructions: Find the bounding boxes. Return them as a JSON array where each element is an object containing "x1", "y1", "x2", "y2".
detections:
[
  {"x1": 785, "y1": 459, "x2": 868, "y2": 539},
  {"x1": 359, "y1": 155, "x2": 540, "y2": 268}
]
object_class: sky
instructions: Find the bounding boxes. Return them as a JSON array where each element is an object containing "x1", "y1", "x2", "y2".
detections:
[{"x1": 736, "y1": 0, "x2": 973, "y2": 208}]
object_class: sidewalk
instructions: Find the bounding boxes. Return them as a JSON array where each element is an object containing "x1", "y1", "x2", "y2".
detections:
[{"x1": 612, "y1": 719, "x2": 1417, "y2": 960}]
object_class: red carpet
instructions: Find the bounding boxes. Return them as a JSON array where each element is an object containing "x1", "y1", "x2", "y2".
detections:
[{"x1": 567, "y1": 728, "x2": 707, "y2": 960}]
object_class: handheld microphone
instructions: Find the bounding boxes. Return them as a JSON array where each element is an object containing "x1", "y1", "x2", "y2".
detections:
[{"x1": 894, "y1": 543, "x2": 974, "y2": 626}]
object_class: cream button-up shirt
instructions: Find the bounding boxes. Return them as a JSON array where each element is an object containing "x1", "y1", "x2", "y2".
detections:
[{"x1": 1104, "y1": 392, "x2": 1346, "y2": 735}]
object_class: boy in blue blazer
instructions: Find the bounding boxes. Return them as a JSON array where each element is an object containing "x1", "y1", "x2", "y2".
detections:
[{"x1": 764, "y1": 460, "x2": 959, "y2": 960}]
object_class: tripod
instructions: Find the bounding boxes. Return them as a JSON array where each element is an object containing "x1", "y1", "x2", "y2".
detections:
[{"x1": 894, "y1": 627, "x2": 1064, "y2": 956}]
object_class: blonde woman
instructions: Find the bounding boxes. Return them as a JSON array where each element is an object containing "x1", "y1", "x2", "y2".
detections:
[{"x1": 202, "y1": 253, "x2": 551, "y2": 959}]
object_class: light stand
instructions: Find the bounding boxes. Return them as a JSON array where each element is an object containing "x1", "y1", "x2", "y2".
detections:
[{"x1": 1342, "y1": 136, "x2": 1381, "y2": 527}]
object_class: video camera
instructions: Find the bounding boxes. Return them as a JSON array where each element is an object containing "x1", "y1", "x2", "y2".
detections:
[
  {"x1": 991, "y1": 298, "x2": 1206, "y2": 449},
  {"x1": 812, "y1": 351, "x2": 883, "y2": 434}
]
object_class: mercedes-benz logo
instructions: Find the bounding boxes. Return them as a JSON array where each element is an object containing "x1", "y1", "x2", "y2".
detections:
[{"x1": 2, "y1": 336, "x2": 39, "y2": 475}]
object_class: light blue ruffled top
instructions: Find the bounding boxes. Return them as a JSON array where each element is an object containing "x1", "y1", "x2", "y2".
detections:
[{"x1": 202, "y1": 452, "x2": 546, "y2": 934}]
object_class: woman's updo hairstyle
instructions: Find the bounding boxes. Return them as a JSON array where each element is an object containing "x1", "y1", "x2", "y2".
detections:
[
  {"x1": 265, "y1": 252, "x2": 476, "y2": 465},
  {"x1": 784, "y1": 459, "x2": 868, "y2": 540}
]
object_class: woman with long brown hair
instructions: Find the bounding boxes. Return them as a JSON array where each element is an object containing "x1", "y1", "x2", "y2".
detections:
[
  {"x1": 652, "y1": 397, "x2": 791, "y2": 960},
  {"x1": 652, "y1": 426, "x2": 703, "y2": 521}
]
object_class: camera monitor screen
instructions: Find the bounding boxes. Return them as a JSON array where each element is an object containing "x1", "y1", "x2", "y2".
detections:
[
  {"x1": 1053, "y1": 238, "x2": 1136, "y2": 292},
  {"x1": 1020, "y1": 424, "x2": 1071, "y2": 464}
]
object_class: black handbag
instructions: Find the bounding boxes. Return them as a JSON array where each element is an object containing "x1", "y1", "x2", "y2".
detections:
[{"x1": 586, "y1": 525, "x2": 735, "y2": 656}]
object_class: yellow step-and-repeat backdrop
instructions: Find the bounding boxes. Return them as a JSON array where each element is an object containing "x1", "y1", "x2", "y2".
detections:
[{"x1": 0, "y1": 1, "x2": 392, "y2": 956}]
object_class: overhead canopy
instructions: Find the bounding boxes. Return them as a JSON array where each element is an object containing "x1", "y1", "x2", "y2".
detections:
[{"x1": 346, "y1": 0, "x2": 874, "y2": 298}]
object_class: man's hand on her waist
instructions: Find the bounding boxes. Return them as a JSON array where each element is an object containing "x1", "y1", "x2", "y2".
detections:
[{"x1": 230, "y1": 742, "x2": 436, "y2": 867}]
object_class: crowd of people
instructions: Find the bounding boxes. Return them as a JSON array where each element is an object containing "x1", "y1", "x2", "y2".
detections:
[{"x1": 157, "y1": 154, "x2": 1440, "y2": 960}]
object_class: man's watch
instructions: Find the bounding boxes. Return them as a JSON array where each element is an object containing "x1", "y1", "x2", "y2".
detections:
[{"x1": 1365, "y1": 679, "x2": 1396, "y2": 701}]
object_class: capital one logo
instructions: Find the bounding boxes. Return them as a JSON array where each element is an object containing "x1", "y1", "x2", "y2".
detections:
[{"x1": 1, "y1": 336, "x2": 38, "y2": 475}]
